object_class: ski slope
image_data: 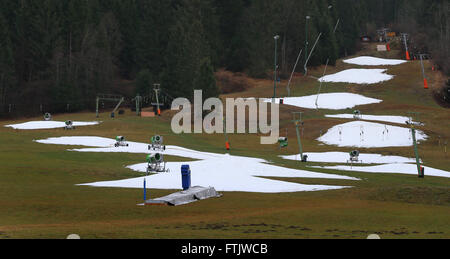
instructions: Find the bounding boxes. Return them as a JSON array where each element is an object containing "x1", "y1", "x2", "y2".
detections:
[
  {"x1": 36, "y1": 136, "x2": 358, "y2": 193},
  {"x1": 5, "y1": 121, "x2": 100, "y2": 130}
]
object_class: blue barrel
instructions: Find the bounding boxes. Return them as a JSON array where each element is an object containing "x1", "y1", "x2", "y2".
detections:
[{"x1": 181, "y1": 165, "x2": 191, "y2": 190}]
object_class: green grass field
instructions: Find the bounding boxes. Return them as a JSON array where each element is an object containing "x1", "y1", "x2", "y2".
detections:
[{"x1": 1, "y1": 45, "x2": 449, "y2": 239}]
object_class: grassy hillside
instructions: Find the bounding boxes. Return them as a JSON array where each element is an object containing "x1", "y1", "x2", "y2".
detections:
[{"x1": 0, "y1": 45, "x2": 449, "y2": 239}]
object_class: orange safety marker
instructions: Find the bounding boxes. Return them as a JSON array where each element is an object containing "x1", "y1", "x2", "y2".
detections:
[
  {"x1": 157, "y1": 108, "x2": 161, "y2": 116},
  {"x1": 424, "y1": 78, "x2": 429, "y2": 89},
  {"x1": 406, "y1": 51, "x2": 411, "y2": 60},
  {"x1": 225, "y1": 141, "x2": 230, "y2": 151}
]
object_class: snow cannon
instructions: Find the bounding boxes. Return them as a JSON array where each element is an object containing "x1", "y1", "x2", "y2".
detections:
[
  {"x1": 349, "y1": 150, "x2": 360, "y2": 162},
  {"x1": 353, "y1": 110, "x2": 362, "y2": 120},
  {"x1": 153, "y1": 135, "x2": 162, "y2": 144},
  {"x1": 44, "y1": 113, "x2": 52, "y2": 121},
  {"x1": 148, "y1": 135, "x2": 166, "y2": 151},
  {"x1": 301, "y1": 155, "x2": 308, "y2": 162},
  {"x1": 114, "y1": 136, "x2": 129, "y2": 147},
  {"x1": 146, "y1": 153, "x2": 169, "y2": 174},
  {"x1": 347, "y1": 150, "x2": 361, "y2": 165},
  {"x1": 278, "y1": 137, "x2": 288, "y2": 148},
  {"x1": 146, "y1": 153, "x2": 163, "y2": 164},
  {"x1": 64, "y1": 120, "x2": 75, "y2": 130},
  {"x1": 350, "y1": 150, "x2": 360, "y2": 159}
]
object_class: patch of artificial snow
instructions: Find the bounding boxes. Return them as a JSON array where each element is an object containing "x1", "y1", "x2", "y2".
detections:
[
  {"x1": 5, "y1": 121, "x2": 100, "y2": 130},
  {"x1": 343, "y1": 56, "x2": 407, "y2": 66},
  {"x1": 281, "y1": 152, "x2": 416, "y2": 164},
  {"x1": 36, "y1": 136, "x2": 116, "y2": 148},
  {"x1": 36, "y1": 136, "x2": 223, "y2": 161},
  {"x1": 310, "y1": 164, "x2": 450, "y2": 179},
  {"x1": 317, "y1": 121, "x2": 427, "y2": 148},
  {"x1": 266, "y1": 93, "x2": 382, "y2": 110},
  {"x1": 325, "y1": 114, "x2": 416, "y2": 125},
  {"x1": 318, "y1": 69, "x2": 394, "y2": 84},
  {"x1": 37, "y1": 136, "x2": 358, "y2": 193}
]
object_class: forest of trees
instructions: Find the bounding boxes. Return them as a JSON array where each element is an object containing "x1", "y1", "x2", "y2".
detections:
[{"x1": 0, "y1": 0, "x2": 448, "y2": 116}]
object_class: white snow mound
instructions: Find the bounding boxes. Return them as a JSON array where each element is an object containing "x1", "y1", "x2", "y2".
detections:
[
  {"x1": 317, "y1": 121, "x2": 427, "y2": 148},
  {"x1": 319, "y1": 69, "x2": 394, "y2": 84},
  {"x1": 325, "y1": 114, "x2": 416, "y2": 125},
  {"x1": 5, "y1": 121, "x2": 100, "y2": 130},
  {"x1": 343, "y1": 56, "x2": 407, "y2": 66},
  {"x1": 311, "y1": 164, "x2": 450, "y2": 179},
  {"x1": 281, "y1": 152, "x2": 416, "y2": 164},
  {"x1": 266, "y1": 93, "x2": 382, "y2": 110}
]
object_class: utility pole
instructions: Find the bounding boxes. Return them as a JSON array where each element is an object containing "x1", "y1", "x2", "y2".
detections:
[
  {"x1": 315, "y1": 58, "x2": 330, "y2": 109},
  {"x1": 401, "y1": 33, "x2": 411, "y2": 60},
  {"x1": 153, "y1": 84, "x2": 161, "y2": 116},
  {"x1": 286, "y1": 49, "x2": 303, "y2": 97},
  {"x1": 304, "y1": 33, "x2": 322, "y2": 77},
  {"x1": 304, "y1": 16, "x2": 311, "y2": 74},
  {"x1": 418, "y1": 54, "x2": 429, "y2": 89},
  {"x1": 292, "y1": 112, "x2": 305, "y2": 161},
  {"x1": 273, "y1": 35, "x2": 280, "y2": 103},
  {"x1": 407, "y1": 112, "x2": 424, "y2": 178},
  {"x1": 223, "y1": 116, "x2": 230, "y2": 151},
  {"x1": 333, "y1": 19, "x2": 340, "y2": 34}
]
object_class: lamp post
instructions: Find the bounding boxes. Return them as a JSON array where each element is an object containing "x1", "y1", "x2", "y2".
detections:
[
  {"x1": 273, "y1": 35, "x2": 280, "y2": 103},
  {"x1": 304, "y1": 16, "x2": 311, "y2": 70}
]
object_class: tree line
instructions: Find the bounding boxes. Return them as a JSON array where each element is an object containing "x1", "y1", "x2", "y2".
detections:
[{"x1": 0, "y1": 0, "x2": 448, "y2": 116}]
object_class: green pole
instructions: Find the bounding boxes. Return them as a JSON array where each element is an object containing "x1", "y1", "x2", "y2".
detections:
[
  {"x1": 273, "y1": 35, "x2": 280, "y2": 102},
  {"x1": 295, "y1": 123, "x2": 303, "y2": 158},
  {"x1": 411, "y1": 128, "x2": 422, "y2": 177}
]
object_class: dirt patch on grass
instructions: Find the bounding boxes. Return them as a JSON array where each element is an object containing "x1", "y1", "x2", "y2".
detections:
[
  {"x1": 215, "y1": 69, "x2": 254, "y2": 94},
  {"x1": 431, "y1": 71, "x2": 450, "y2": 108},
  {"x1": 367, "y1": 186, "x2": 450, "y2": 206}
]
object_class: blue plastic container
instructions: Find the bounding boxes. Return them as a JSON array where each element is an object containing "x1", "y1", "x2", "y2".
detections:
[{"x1": 181, "y1": 165, "x2": 191, "y2": 190}]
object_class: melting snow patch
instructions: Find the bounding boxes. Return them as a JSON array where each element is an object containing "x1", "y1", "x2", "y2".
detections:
[
  {"x1": 317, "y1": 121, "x2": 427, "y2": 148},
  {"x1": 319, "y1": 69, "x2": 394, "y2": 84},
  {"x1": 310, "y1": 164, "x2": 450, "y2": 179},
  {"x1": 281, "y1": 152, "x2": 416, "y2": 164},
  {"x1": 343, "y1": 56, "x2": 407, "y2": 66},
  {"x1": 266, "y1": 93, "x2": 382, "y2": 110},
  {"x1": 325, "y1": 114, "x2": 415, "y2": 125},
  {"x1": 5, "y1": 121, "x2": 100, "y2": 130},
  {"x1": 36, "y1": 136, "x2": 358, "y2": 193}
]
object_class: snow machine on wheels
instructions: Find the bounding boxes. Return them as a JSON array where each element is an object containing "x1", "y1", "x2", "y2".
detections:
[
  {"x1": 146, "y1": 153, "x2": 170, "y2": 175},
  {"x1": 347, "y1": 150, "x2": 362, "y2": 167},
  {"x1": 148, "y1": 135, "x2": 166, "y2": 151},
  {"x1": 114, "y1": 136, "x2": 129, "y2": 147},
  {"x1": 64, "y1": 120, "x2": 75, "y2": 130},
  {"x1": 353, "y1": 110, "x2": 362, "y2": 120},
  {"x1": 44, "y1": 113, "x2": 52, "y2": 121}
]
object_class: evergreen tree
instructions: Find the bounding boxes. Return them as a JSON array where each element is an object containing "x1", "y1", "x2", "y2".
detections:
[
  {"x1": 0, "y1": 13, "x2": 15, "y2": 106},
  {"x1": 196, "y1": 58, "x2": 219, "y2": 99}
]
